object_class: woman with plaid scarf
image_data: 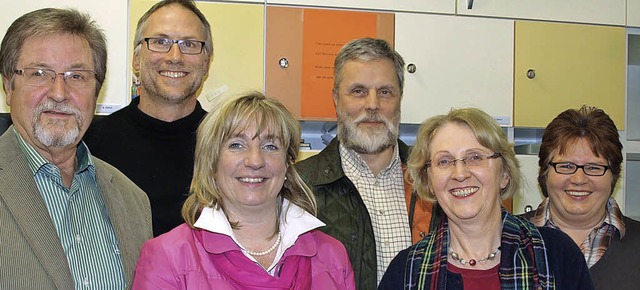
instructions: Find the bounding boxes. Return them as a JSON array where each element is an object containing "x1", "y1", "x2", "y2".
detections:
[{"x1": 379, "y1": 108, "x2": 593, "y2": 290}]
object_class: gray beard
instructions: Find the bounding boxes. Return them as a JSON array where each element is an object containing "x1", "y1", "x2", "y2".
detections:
[
  {"x1": 34, "y1": 122, "x2": 79, "y2": 147},
  {"x1": 32, "y1": 101, "x2": 82, "y2": 147},
  {"x1": 336, "y1": 110, "x2": 399, "y2": 155}
]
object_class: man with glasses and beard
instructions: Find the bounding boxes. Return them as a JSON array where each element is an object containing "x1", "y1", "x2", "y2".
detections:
[
  {"x1": 0, "y1": 8, "x2": 151, "y2": 289},
  {"x1": 84, "y1": 0, "x2": 212, "y2": 237},
  {"x1": 295, "y1": 37, "x2": 437, "y2": 290}
]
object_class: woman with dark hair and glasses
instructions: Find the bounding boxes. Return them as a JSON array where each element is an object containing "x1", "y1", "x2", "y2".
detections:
[
  {"x1": 522, "y1": 105, "x2": 640, "y2": 290},
  {"x1": 379, "y1": 107, "x2": 592, "y2": 290}
]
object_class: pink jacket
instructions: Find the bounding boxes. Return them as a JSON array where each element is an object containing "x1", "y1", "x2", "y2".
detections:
[{"x1": 132, "y1": 223, "x2": 355, "y2": 290}]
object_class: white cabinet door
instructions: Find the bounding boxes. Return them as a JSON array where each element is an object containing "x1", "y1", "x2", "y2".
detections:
[
  {"x1": 624, "y1": 157, "x2": 640, "y2": 219},
  {"x1": 630, "y1": 0, "x2": 640, "y2": 27},
  {"x1": 457, "y1": 0, "x2": 625, "y2": 26},
  {"x1": 0, "y1": 1, "x2": 128, "y2": 113},
  {"x1": 266, "y1": 0, "x2": 455, "y2": 14},
  {"x1": 396, "y1": 13, "x2": 513, "y2": 125}
]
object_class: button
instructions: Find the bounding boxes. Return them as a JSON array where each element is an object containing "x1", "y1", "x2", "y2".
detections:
[
  {"x1": 351, "y1": 234, "x2": 358, "y2": 241},
  {"x1": 383, "y1": 241, "x2": 390, "y2": 247},
  {"x1": 378, "y1": 210, "x2": 385, "y2": 215},
  {"x1": 82, "y1": 277, "x2": 90, "y2": 287},
  {"x1": 75, "y1": 234, "x2": 82, "y2": 244},
  {"x1": 420, "y1": 231, "x2": 426, "y2": 237}
]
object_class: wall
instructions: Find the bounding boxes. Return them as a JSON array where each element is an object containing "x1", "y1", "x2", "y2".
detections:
[
  {"x1": 0, "y1": 0, "x2": 129, "y2": 114},
  {"x1": 2, "y1": 0, "x2": 638, "y2": 214}
]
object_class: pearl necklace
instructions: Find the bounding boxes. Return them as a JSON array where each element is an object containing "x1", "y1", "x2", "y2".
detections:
[
  {"x1": 449, "y1": 246, "x2": 500, "y2": 266},
  {"x1": 240, "y1": 233, "x2": 281, "y2": 256}
]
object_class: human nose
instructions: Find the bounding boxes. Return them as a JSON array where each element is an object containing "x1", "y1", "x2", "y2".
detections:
[
  {"x1": 364, "y1": 92, "x2": 380, "y2": 111},
  {"x1": 569, "y1": 167, "x2": 589, "y2": 184},
  {"x1": 244, "y1": 146, "x2": 266, "y2": 169},
  {"x1": 165, "y1": 42, "x2": 184, "y2": 61},
  {"x1": 451, "y1": 159, "x2": 471, "y2": 180},
  {"x1": 48, "y1": 73, "x2": 68, "y2": 102}
]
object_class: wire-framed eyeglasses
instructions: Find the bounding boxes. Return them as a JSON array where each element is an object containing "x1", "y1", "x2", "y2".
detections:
[
  {"x1": 143, "y1": 37, "x2": 205, "y2": 55},
  {"x1": 427, "y1": 152, "x2": 502, "y2": 173},
  {"x1": 13, "y1": 68, "x2": 96, "y2": 90},
  {"x1": 548, "y1": 161, "x2": 609, "y2": 176}
]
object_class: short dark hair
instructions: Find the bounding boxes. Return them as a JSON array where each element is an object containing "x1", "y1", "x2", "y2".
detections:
[
  {"x1": 0, "y1": 8, "x2": 107, "y2": 96},
  {"x1": 538, "y1": 105, "x2": 623, "y2": 197}
]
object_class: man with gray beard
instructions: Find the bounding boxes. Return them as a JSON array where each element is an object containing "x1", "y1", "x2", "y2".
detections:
[
  {"x1": 0, "y1": 8, "x2": 151, "y2": 289},
  {"x1": 84, "y1": 0, "x2": 212, "y2": 236},
  {"x1": 295, "y1": 38, "x2": 437, "y2": 290}
]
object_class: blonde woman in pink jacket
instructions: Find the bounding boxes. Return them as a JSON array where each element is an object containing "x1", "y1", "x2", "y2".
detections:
[{"x1": 132, "y1": 92, "x2": 355, "y2": 290}]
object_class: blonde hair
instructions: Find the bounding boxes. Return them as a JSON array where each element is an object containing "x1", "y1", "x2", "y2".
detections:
[
  {"x1": 182, "y1": 92, "x2": 317, "y2": 233},
  {"x1": 407, "y1": 107, "x2": 521, "y2": 202}
]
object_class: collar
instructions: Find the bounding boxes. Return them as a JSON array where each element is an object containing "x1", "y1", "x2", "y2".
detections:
[
  {"x1": 339, "y1": 141, "x2": 400, "y2": 179},
  {"x1": 532, "y1": 197, "x2": 626, "y2": 239},
  {"x1": 194, "y1": 198, "x2": 325, "y2": 258},
  {"x1": 14, "y1": 127, "x2": 93, "y2": 176},
  {"x1": 302, "y1": 138, "x2": 409, "y2": 186},
  {"x1": 126, "y1": 97, "x2": 207, "y2": 135}
]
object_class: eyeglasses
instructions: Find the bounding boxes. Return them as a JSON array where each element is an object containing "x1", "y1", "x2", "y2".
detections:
[
  {"x1": 13, "y1": 68, "x2": 96, "y2": 90},
  {"x1": 143, "y1": 38, "x2": 205, "y2": 55},
  {"x1": 427, "y1": 152, "x2": 501, "y2": 173},
  {"x1": 548, "y1": 161, "x2": 609, "y2": 176}
]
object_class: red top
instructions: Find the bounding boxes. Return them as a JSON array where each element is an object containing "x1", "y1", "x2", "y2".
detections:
[{"x1": 448, "y1": 263, "x2": 500, "y2": 290}]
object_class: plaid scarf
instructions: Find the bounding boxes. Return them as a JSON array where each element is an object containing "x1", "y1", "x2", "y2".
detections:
[{"x1": 405, "y1": 210, "x2": 555, "y2": 290}]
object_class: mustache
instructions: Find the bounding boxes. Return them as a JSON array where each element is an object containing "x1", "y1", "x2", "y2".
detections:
[
  {"x1": 354, "y1": 112, "x2": 393, "y2": 127},
  {"x1": 355, "y1": 112, "x2": 383, "y2": 123},
  {"x1": 35, "y1": 101, "x2": 80, "y2": 115},
  {"x1": 34, "y1": 101, "x2": 83, "y2": 125}
]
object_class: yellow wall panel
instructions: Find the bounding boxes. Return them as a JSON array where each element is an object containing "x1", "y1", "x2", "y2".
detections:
[{"x1": 514, "y1": 21, "x2": 626, "y2": 128}]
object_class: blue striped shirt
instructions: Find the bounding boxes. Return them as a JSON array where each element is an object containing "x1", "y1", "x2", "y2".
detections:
[{"x1": 14, "y1": 129, "x2": 125, "y2": 289}]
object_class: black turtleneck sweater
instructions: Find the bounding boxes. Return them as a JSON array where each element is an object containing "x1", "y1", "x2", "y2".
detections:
[{"x1": 84, "y1": 97, "x2": 207, "y2": 236}]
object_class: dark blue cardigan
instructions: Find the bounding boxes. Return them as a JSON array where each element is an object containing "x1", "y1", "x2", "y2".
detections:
[{"x1": 379, "y1": 227, "x2": 594, "y2": 290}]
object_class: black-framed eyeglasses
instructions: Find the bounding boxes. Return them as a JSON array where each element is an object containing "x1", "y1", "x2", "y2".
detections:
[
  {"x1": 548, "y1": 161, "x2": 609, "y2": 176},
  {"x1": 13, "y1": 68, "x2": 96, "y2": 90},
  {"x1": 143, "y1": 37, "x2": 205, "y2": 55},
  {"x1": 427, "y1": 152, "x2": 501, "y2": 173}
]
